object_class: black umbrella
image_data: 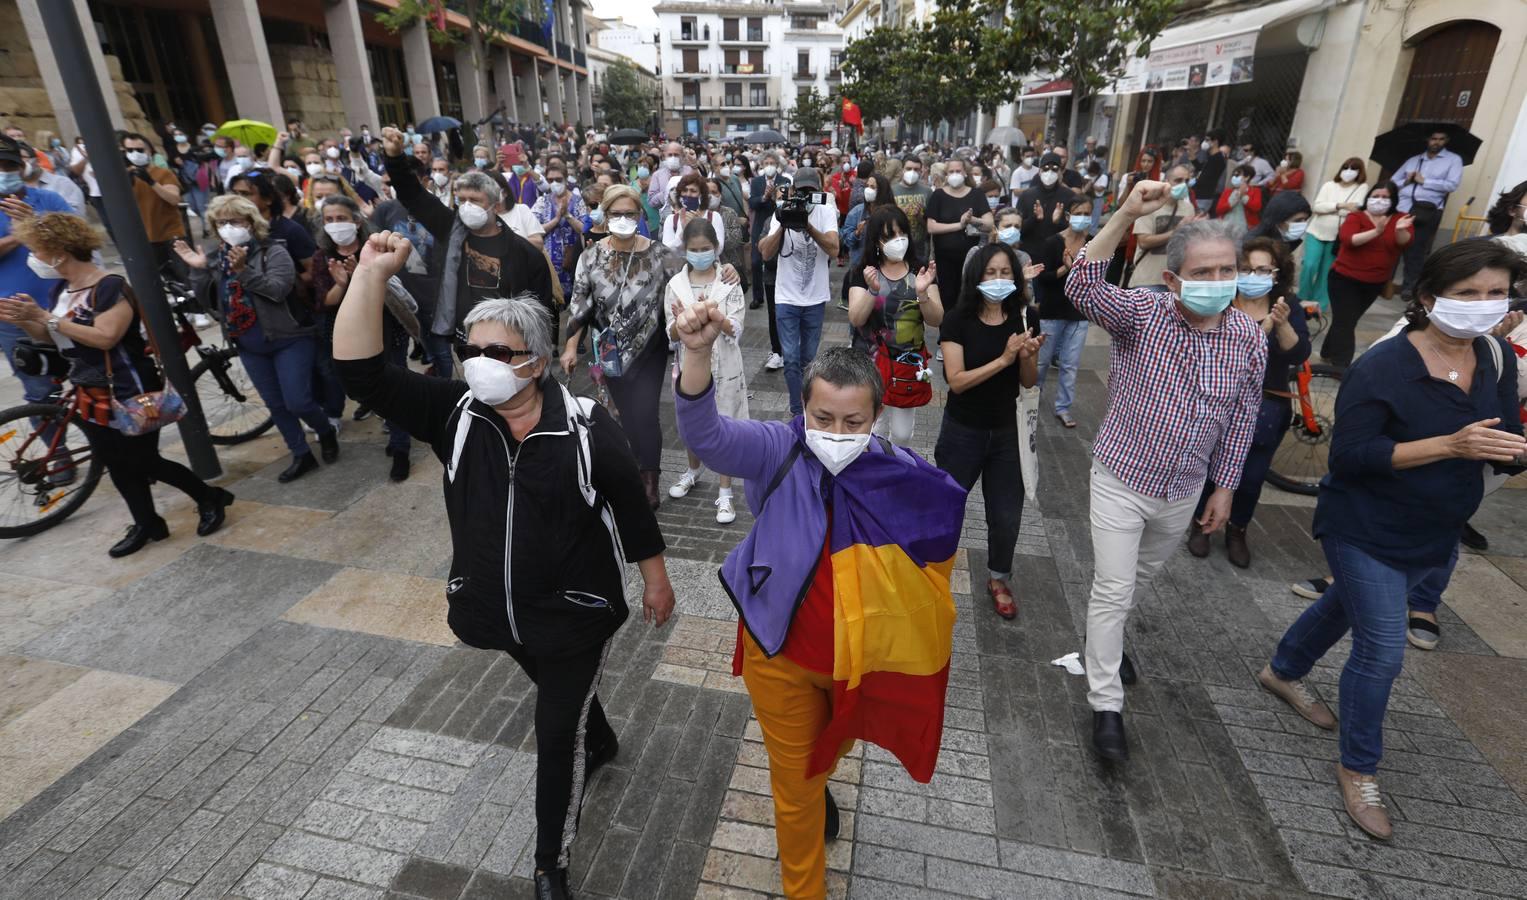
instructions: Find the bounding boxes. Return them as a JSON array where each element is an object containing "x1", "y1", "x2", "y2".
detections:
[
  {"x1": 1369, "y1": 121, "x2": 1481, "y2": 172},
  {"x1": 743, "y1": 129, "x2": 787, "y2": 145},
  {"x1": 417, "y1": 115, "x2": 462, "y2": 135},
  {"x1": 608, "y1": 128, "x2": 648, "y2": 145}
]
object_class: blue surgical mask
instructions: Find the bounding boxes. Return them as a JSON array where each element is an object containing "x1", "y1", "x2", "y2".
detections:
[
  {"x1": 987, "y1": 196, "x2": 1000, "y2": 209},
  {"x1": 680, "y1": 195, "x2": 700, "y2": 211},
  {"x1": 213, "y1": 147, "x2": 227, "y2": 159},
  {"x1": 1068, "y1": 215, "x2": 1090, "y2": 232},
  {"x1": 997, "y1": 226, "x2": 1021, "y2": 246},
  {"x1": 0, "y1": 171, "x2": 23, "y2": 193},
  {"x1": 1230, "y1": 175, "x2": 1244, "y2": 187},
  {"x1": 589, "y1": 208, "x2": 605, "y2": 225},
  {"x1": 1177, "y1": 279, "x2": 1237, "y2": 315},
  {"x1": 1281, "y1": 221, "x2": 1309, "y2": 241},
  {"x1": 686, "y1": 249, "x2": 716, "y2": 270},
  {"x1": 474, "y1": 158, "x2": 489, "y2": 168},
  {"x1": 1236, "y1": 273, "x2": 1275, "y2": 299},
  {"x1": 512, "y1": 164, "x2": 526, "y2": 176},
  {"x1": 1170, "y1": 183, "x2": 1189, "y2": 200},
  {"x1": 977, "y1": 279, "x2": 1015, "y2": 303},
  {"x1": 636, "y1": 166, "x2": 651, "y2": 178}
]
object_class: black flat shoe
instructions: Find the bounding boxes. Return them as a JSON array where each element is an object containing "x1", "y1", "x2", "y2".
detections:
[
  {"x1": 586, "y1": 735, "x2": 618, "y2": 778},
  {"x1": 1460, "y1": 522, "x2": 1488, "y2": 551},
  {"x1": 278, "y1": 453, "x2": 319, "y2": 483},
  {"x1": 1120, "y1": 652, "x2": 1138, "y2": 686},
  {"x1": 825, "y1": 787, "x2": 840, "y2": 842},
  {"x1": 534, "y1": 867, "x2": 571, "y2": 900},
  {"x1": 389, "y1": 452, "x2": 410, "y2": 483},
  {"x1": 352, "y1": 405, "x2": 373, "y2": 422},
  {"x1": 1092, "y1": 711, "x2": 1128, "y2": 761},
  {"x1": 195, "y1": 488, "x2": 235, "y2": 536},
  {"x1": 749, "y1": 298, "x2": 763, "y2": 310},
  {"x1": 109, "y1": 518, "x2": 169, "y2": 558},
  {"x1": 318, "y1": 429, "x2": 340, "y2": 464}
]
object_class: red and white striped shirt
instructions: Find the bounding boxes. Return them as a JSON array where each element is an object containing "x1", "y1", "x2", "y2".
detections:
[{"x1": 1064, "y1": 252, "x2": 1267, "y2": 499}]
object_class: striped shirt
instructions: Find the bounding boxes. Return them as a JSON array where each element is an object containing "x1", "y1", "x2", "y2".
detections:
[{"x1": 1064, "y1": 252, "x2": 1267, "y2": 499}]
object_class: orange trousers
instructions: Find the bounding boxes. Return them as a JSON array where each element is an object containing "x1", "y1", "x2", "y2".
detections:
[{"x1": 741, "y1": 632, "x2": 843, "y2": 900}]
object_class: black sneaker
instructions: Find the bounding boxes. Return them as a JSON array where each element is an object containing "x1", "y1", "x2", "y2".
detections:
[
  {"x1": 352, "y1": 405, "x2": 373, "y2": 422},
  {"x1": 1460, "y1": 522, "x2": 1488, "y2": 551},
  {"x1": 318, "y1": 429, "x2": 340, "y2": 464},
  {"x1": 1092, "y1": 711, "x2": 1128, "y2": 761},
  {"x1": 389, "y1": 452, "x2": 410, "y2": 483}
]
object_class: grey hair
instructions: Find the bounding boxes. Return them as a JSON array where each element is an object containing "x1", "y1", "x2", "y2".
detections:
[
  {"x1": 462, "y1": 295, "x2": 553, "y2": 361},
  {"x1": 801, "y1": 347, "x2": 884, "y2": 413},
  {"x1": 1165, "y1": 218, "x2": 1244, "y2": 275},
  {"x1": 453, "y1": 171, "x2": 502, "y2": 206}
]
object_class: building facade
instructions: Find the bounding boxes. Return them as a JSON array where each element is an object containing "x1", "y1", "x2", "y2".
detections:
[
  {"x1": 585, "y1": 14, "x2": 660, "y2": 130},
  {"x1": 9, "y1": 0, "x2": 596, "y2": 147}
]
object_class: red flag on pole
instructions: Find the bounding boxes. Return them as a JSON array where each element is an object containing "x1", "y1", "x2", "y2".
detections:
[{"x1": 841, "y1": 98, "x2": 863, "y2": 134}]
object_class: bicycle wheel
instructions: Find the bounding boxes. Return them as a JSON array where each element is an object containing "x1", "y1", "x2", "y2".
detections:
[
  {"x1": 1265, "y1": 364, "x2": 1343, "y2": 496},
  {"x1": 0, "y1": 403, "x2": 104, "y2": 538},
  {"x1": 191, "y1": 351, "x2": 273, "y2": 445}
]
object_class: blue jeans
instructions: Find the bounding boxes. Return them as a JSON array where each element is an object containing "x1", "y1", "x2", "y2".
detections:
[
  {"x1": 1194, "y1": 395, "x2": 1292, "y2": 528},
  {"x1": 423, "y1": 332, "x2": 455, "y2": 378},
  {"x1": 1407, "y1": 542, "x2": 1458, "y2": 615},
  {"x1": 1, "y1": 322, "x2": 57, "y2": 405},
  {"x1": 1035, "y1": 319, "x2": 1088, "y2": 414},
  {"x1": 776, "y1": 302, "x2": 825, "y2": 416},
  {"x1": 1271, "y1": 536, "x2": 1429, "y2": 774},
  {"x1": 933, "y1": 413, "x2": 1023, "y2": 579},
  {"x1": 238, "y1": 334, "x2": 333, "y2": 456}
]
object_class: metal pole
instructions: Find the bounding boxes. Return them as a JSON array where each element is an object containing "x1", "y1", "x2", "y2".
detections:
[{"x1": 38, "y1": 0, "x2": 221, "y2": 479}]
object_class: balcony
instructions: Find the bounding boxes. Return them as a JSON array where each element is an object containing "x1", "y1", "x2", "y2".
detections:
[
  {"x1": 670, "y1": 28, "x2": 709, "y2": 45},
  {"x1": 720, "y1": 63, "x2": 771, "y2": 76},
  {"x1": 510, "y1": 18, "x2": 549, "y2": 50},
  {"x1": 719, "y1": 30, "x2": 768, "y2": 45},
  {"x1": 670, "y1": 63, "x2": 712, "y2": 76},
  {"x1": 825, "y1": 67, "x2": 842, "y2": 81},
  {"x1": 555, "y1": 41, "x2": 572, "y2": 63},
  {"x1": 718, "y1": 95, "x2": 772, "y2": 110},
  {"x1": 792, "y1": 67, "x2": 815, "y2": 81},
  {"x1": 574, "y1": 49, "x2": 587, "y2": 68}
]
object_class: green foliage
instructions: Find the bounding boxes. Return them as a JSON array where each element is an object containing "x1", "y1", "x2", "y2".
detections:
[
  {"x1": 376, "y1": 0, "x2": 528, "y2": 55},
  {"x1": 598, "y1": 61, "x2": 653, "y2": 130},
  {"x1": 788, "y1": 87, "x2": 837, "y2": 137}
]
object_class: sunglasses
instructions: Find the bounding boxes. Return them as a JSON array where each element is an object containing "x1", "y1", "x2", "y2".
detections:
[{"x1": 455, "y1": 342, "x2": 536, "y2": 364}]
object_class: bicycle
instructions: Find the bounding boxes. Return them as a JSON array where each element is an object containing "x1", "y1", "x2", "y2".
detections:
[
  {"x1": 161, "y1": 272, "x2": 273, "y2": 445},
  {"x1": 0, "y1": 382, "x2": 104, "y2": 538},
  {"x1": 1302, "y1": 301, "x2": 1327, "y2": 340},
  {"x1": 1265, "y1": 360, "x2": 1344, "y2": 496}
]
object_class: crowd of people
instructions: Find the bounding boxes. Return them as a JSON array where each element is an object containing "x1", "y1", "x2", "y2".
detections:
[{"x1": 2, "y1": 107, "x2": 1527, "y2": 899}]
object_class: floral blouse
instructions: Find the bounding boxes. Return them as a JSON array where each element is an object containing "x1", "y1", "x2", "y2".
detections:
[
  {"x1": 532, "y1": 190, "x2": 589, "y2": 295},
  {"x1": 569, "y1": 238, "x2": 680, "y2": 372}
]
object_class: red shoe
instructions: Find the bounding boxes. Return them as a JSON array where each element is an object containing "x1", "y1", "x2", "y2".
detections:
[{"x1": 989, "y1": 579, "x2": 1017, "y2": 620}]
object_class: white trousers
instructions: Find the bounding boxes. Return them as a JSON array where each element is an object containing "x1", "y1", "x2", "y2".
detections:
[
  {"x1": 1085, "y1": 463, "x2": 1199, "y2": 712},
  {"x1": 872, "y1": 405, "x2": 917, "y2": 446}
]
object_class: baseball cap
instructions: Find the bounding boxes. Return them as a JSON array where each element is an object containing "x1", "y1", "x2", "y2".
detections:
[
  {"x1": 0, "y1": 136, "x2": 22, "y2": 165},
  {"x1": 790, "y1": 166, "x2": 822, "y2": 190}
]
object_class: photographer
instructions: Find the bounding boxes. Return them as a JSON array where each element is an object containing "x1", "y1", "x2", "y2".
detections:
[
  {"x1": 758, "y1": 167, "x2": 840, "y2": 417},
  {"x1": 120, "y1": 132, "x2": 184, "y2": 273}
]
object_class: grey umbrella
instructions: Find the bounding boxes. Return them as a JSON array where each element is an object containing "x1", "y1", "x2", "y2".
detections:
[
  {"x1": 742, "y1": 129, "x2": 787, "y2": 145},
  {"x1": 985, "y1": 126, "x2": 1027, "y2": 149}
]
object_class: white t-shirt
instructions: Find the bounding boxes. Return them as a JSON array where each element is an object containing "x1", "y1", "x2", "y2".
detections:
[
  {"x1": 69, "y1": 146, "x2": 99, "y2": 197},
  {"x1": 766, "y1": 202, "x2": 838, "y2": 307},
  {"x1": 500, "y1": 205, "x2": 544, "y2": 240},
  {"x1": 1009, "y1": 165, "x2": 1036, "y2": 194},
  {"x1": 662, "y1": 210, "x2": 726, "y2": 254}
]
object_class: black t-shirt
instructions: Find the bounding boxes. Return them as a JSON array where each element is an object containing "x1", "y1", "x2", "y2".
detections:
[
  {"x1": 1199, "y1": 152, "x2": 1228, "y2": 196},
  {"x1": 464, "y1": 228, "x2": 512, "y2": 305},
  {"x1": 924, "y1": 189, "x2": 989, "y2": 255},
  {"x1": 938, "y1": 303, "x2": 1038, "y2": 430},
  {"x1": 1032, "y1": 234, "x2": 1085, "y2": 321},
  {"x1": 53, "y1": 275, "x2": 162, "y2": 399},
  {"x1": 271, "y1": 214, "x2": 316, "y2": 265}
]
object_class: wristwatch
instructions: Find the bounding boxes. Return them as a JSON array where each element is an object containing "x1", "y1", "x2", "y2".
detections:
[{"x1": 45, "y1": 314, "x2": 62, "y2": 333}]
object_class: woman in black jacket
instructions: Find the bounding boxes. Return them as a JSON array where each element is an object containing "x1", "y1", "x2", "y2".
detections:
[{"x1": 332, "y1": 231, "x2": 675, "y2": 900}]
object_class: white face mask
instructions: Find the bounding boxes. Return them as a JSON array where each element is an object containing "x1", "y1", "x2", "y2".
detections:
[
  {"x1": 26, "y1": 254, "x2": 61, "y2": 280},
  {"x1": 708, "y1": 194, "x2": 721, "y2": 209},
  {"x1": 731, "y1": 165, "x2": 743, "y2": 176},
  {"x1": 1039, "y1": 170, "x2": 1059, "y2": 187},
  {"x1": 218, "y1": 224, "x2": 252, "y2": 246},
  {"x1": 1201, "y1": 140, "x2": 1211, "y2": 151},
  {"x1": 547, "y1": 181, "x2": 566, "y2": 196},
  {"x1": 463, "y1": 356, "x2": 538, "y2": 406},
  {"x1": 946, "y1": 172, "x2": 966, "y2": 190},
  {"x1": 762, "y1": 164, "x2": 778, "y2": 178},
  {"x1": 881, "y1": 236, "x2": 909, "y2": 261},
  {"x1": 125, "y1": 150, "x2": 150, "y2": 167},
  {"x1": 326, "y1": 146, "x2": 341, "y2": 159},
  {"x1": 804, "y1": 429, "x2": 870, "y2": 476},
  {"x1": 863, "y1": 187, "x2": 878, "y2": 203},
  {"x1": 1427, "y1": 297, "x2": 1509, "y2": 340},
  {"x1": 665, "y1": 155, "x2": 681, "y2": 172},
  {"x1": 902, "y1": 170, "x2": 920, "y2": 185},
  {"x1": 458, "y1": 201, "x2": 492, "y2": 230},
  {"x1": 1339, "y1": 169, "x2": 1358, "y2": 183},
  {"x1": 608, "y1": 215, "x2": 638, "y2": 237},
  {"x1": 1366, "y1": 197, "x2": 1391, "y2": 214},
  {"x1": 431, "y1": 171, "x2": 450, "y2": 187},
  {"x1": 306, "y1": 162, "x2": 323, "y2": 178},
  {"x1": 284, "y1": 166, "x2": 302, "y2": 181},
  {"x1": 1022, "y1": 157, "x2": 1034, "y2": 167},
  {"x1": 324, "y1": 221, "x2": 358, "y2": 245}
]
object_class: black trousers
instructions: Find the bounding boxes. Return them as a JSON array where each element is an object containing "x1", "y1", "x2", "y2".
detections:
[
  {"x1": 751, "y1": 251, "x2": 782, "y2": 354},
  {"x1": 497, "y1": 635, "x2": 617, "y2": 872},
  {"x1": 80, "y1": 420, "x2": 212, "y2": 527},
  {"x1": 1320, "y1": 269, "x2": 1386, "y2": 367},
  {"x1": 604, "y1": 335, "x2": 667, "y2": 472},
  {"x1": 1399, "y1": 202, "x2": 1443, "y2": 294}
]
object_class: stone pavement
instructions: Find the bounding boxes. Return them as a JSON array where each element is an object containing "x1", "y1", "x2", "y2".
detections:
[{"x1": 2, "y1": 265, "x2": 1527, "y2": 900}]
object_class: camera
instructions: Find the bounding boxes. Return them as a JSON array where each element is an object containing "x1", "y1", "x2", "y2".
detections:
[{"x1": 776, "y1": 188, "x2": 829, "y2": 231}]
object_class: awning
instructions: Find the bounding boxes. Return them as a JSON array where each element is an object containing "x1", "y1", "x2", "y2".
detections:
[
  {"x1": 1106, "y1": 0, "x2": 1333, "y2": 95},
  {"x1": 1021, "y1": 79, "x2": 1072, "y2": 100}
]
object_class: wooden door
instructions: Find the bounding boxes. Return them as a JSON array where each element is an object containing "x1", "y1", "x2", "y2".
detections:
[{"x1": 1394, "y1": 21, "x2": 1499, "y2": 128}]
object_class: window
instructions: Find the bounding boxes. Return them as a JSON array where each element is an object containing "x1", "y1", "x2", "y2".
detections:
[
  {"x1": 683, "y1": 83, "x2": 700, "y2": 104},
  {"x1": 747, "y1": 17, "x2": 763, "y2": 41},
  {"x1": 790, "y1": 16, "x2": 819, "y2": 30},
  {"x1": 680, "y1": 17, "x2": 697, "y2": 40},
  {"x1": 725, "y1": 49, "x2": 739, "y2": 72},
  {"x1": 683, "y1": 49, "x2": 698, "y2": 72},
  {"x1": 829, "y1": 51, "x2": 842, "y2": 74},
  {"x1": 723, "y1": 17, "x2": 738, "y2": 40},
  {"x1": 797, "y1": 51, "x2": 810, "y2": 75},
  {"x1": 750, "y1": 84, "x2": 768, "y2": 107},
  {"x1": 725, "y1": 82, "x2": 743, "y2": 106}
]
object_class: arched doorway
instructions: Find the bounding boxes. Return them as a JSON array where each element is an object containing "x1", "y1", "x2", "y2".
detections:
[{"x1": 1394, "y1": 21, "x2": 1500, "y2": 129}]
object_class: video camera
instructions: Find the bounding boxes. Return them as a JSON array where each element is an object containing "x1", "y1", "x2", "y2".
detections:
[{"x1": 776, "y1": 187, "x2": 830, "y2": 232}]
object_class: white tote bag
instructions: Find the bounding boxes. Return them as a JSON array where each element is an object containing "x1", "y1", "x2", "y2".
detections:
[{"x1": 1015, "y1": 385, "x2": 1040, "y2": 501}]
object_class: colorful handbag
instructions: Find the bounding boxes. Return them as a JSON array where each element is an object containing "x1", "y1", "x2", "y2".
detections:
[
  {"x1": 874, "y1": 343, "x2": 933, "y2": 409},
  {"x1": 100, "y1": 285, "x2": 187, "y2": 436}
]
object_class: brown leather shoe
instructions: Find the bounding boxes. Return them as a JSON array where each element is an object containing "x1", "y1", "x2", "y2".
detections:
[
  {"x1": 1336, "y1": 764, "x2": 1393, "y2": 840},
  {"x1": 1226, "y1": 524, "x2": 1250, "y2": 569},
  {"x1": 1257, "y1": 665, "x2": 1336, "y2": 730},
  {"x1": 1187, "y1": 522, "x2": 1210, "y2": 558}
]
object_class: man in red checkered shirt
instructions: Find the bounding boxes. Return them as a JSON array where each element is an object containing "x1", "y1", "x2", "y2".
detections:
[{"x1": 1064, "y1": 179, "x2": 1268, "y2": 762}]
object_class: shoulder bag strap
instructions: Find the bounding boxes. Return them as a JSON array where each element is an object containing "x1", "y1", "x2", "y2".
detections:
[{"x1": 758, "y1": 442, "x2": 805, "y2": 512}]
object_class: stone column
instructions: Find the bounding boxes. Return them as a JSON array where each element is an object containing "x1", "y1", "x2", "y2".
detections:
[
  {"x1": 562, "y1": 69, "x2": 578, "y2": 127},
  {"x1": 17, "y1": 0, "x2": 126, "y2": 134},
  {"x1": 492, "y1": 49, "x2": 516, "y2": 123},
  {"x1": 323, "y1": 0, "x2": 378, "y2": 131},
  {"x1": 578, "y1": 74, "x2": 593, "y2": 129},
  {"x1": 454, "y1": 43, "x2": 489, "y2": 124},
  {"x1": 543, "y1": 61, "x2": 564, "y2": 126},
  {"x1": 209, "y1": 0, "x2": 284, "y2": 126},
  {"x1": 402, "y1": 21, "x2": 441, "y2": 123},
  {"x1": 515, "y1": 57, "x2": 541, "y2": 124}
]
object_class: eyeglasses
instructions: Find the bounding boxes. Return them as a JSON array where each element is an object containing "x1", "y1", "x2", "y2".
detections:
[
  {"x1": 1239, "y1": 267, "x2": 1277, "y2": 278},
  {"x1": 454, "y1": 342, "x2": 536, "y2": 364},
  {"x1": 606, "y1": 211, "x2": 639, "y2": 221}
]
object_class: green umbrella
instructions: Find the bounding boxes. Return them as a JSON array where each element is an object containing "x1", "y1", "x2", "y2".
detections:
[{"x1": 214, "y1": 119, "x2": 278, "y2": 149}]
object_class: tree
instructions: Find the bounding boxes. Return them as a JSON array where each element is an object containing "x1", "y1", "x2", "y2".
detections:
[
  {"x1": 598, "y1": 61, "x2": 652, "y2": 130},
  {"x1": 788, "y1": 88, "x2": 836, "y2": 138},
  {"x1": 378, "y1": 0, "x2": 530, "y2": 124}
]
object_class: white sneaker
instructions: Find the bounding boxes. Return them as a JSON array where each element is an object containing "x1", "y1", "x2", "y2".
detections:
[
  {"x1": 329, "y1": 417, "x2": 343, "y2": 433},
  {"x1": 668, "y1": 469, "x2": 701, "y2": 498},
  {"x1": 715, "y1": 494, "x2": 736, "y2": 524},
  {"x1": 189, "y1": 313, "x2": 214, "y2": 329},
  {"x1": 765, "y1": 352, "x2": 784, "y2": 371},
  {"x1": 935, "y1": 347, "x2": 944, "y2": 361}
]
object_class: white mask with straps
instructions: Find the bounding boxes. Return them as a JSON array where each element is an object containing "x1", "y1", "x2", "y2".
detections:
[{"x1": 804, "y1": 430, "x2": 870, "y2": 476}]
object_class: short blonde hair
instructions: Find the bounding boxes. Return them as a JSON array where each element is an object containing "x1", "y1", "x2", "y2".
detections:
[
  {"x1": 601, "y1": 184, "x2": 641, "y2": 215},
  {"x1": 206, "y1": 194, "x2": 270, "y2": 241},
  {"x1": 14, "y1": 212, "x2": 102, "y2": 262}
]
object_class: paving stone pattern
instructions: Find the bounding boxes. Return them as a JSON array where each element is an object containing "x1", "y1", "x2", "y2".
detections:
[{"x1": 2, "y1": 271, "x2": 1526, "y2": 899}]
